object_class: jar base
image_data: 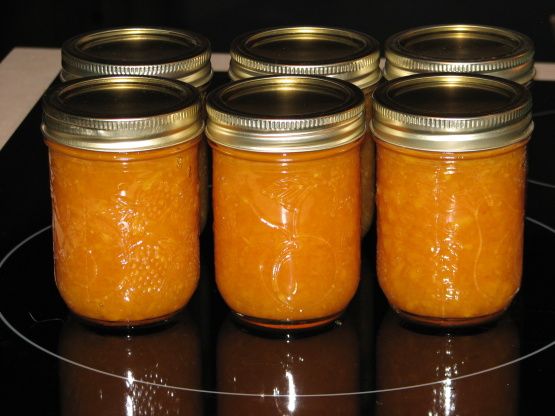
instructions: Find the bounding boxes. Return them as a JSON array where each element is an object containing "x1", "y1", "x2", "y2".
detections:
[
  {"x1": 71, "y1": 310, "x2": 180, "y2": 332},
  {"x1": 232, "y1": 311, "x2": 342, "y2": 333},
  {"x1": 394, "y1": 308, "x2": 507, "y2": 329}
]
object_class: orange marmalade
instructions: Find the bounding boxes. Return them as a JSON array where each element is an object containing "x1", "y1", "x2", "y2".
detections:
[
  {"x1": 61, "y1": 27, "x2": 213, "y2": 232},
  {"x1": 371, "y1": 74, "x2": 533, "y2": 327},
  {"x1": 206, "y1": 76, "x2": 365, "y2": 330},
  {"x1": 229, "y1": 26, "x2": 381, "y2": 237},
  {"x1": 376, "y1": 141, "x2": 527, "y2": 322},
  {"x1": 42, "y1": 76, "x2": 203, "y2": 326},
  {"x1": 212, "y1": 143, "x2": 361, "y2": 326}
]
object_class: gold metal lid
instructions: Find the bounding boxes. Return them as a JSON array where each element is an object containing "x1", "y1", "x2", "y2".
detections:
[
  {"x1": 206, "y1": 75, "x2": 365, "y2": 153},
  {"x1": 42, "y1": 76, "x2": 203, "y2": 152},
  {"x1": 371, "y1": 74, "x2": 533, "y2": 152},
  {"x1": 384, "y1": 24, "x2": 535, "y2": 85},
  {"x1": 229, "y1": 26, "x2": 381, "y2": 89},
  {"x1": 61, "y1": 27, "x2": 213, "y2": 87}
]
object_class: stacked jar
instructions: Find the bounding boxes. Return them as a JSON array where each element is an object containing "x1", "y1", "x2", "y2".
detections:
[
  {"x1": 206, "y1": 75, "x2": 366, "y2": 330},
  {"x1": 372, "y1": 81, "x2": 533, "y2": 328},
  {"x1": 42, "y1": 76, "x2": 203, "y2": 327},
  {"x1": 229, "y1": 26, "x2": 381, "y2": 237},
  {"x1": 61, "y1": 27, "x2": 213, "y2": 231},
  {"x1": 45, "y1": 23, "x2": 536, "y2": 331},
  {"x1": 383, "y1": 24, "x2": 535, "y2": 85},
  {"x1": 371, "y1": 24, "x2": 535, "y2": 327}
]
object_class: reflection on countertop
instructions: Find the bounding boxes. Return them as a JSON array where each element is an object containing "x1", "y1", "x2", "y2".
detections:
[
  {"x1": 217, "y1": 316, "x2": 360, "y2": 415},
  {"x1": 58, "y1": 312, "x2": 202, "y2": 416},
  {"x1": 376, "y1": 312, "x2": 520, "y2": 416}
]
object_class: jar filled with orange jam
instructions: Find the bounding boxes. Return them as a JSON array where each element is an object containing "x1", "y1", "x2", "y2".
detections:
[
  {"x1": 61, "y1": 27, "x2": 213, "y2": 231},
  {"x1": 384, "y1": 24, "x2": 535, "y2": 86},
  {"x1": 229, "y1": 26, "x2": 381, "y2": 236},
  {"x1": 206, "y1": 76, "x2": 365, "y2": 330},
  {"x1": 371, "y1": 74, "x2": 533, "y2": 327},
  {"x1": 42, "y1": 76, "x2": 203, "y2": 327}
]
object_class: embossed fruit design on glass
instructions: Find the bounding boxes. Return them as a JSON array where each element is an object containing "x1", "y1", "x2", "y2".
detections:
[
  {"x1": 42, "y1": 76, "x2": 203, "y2": 327},
  {"x1": 61, "y1": 27, "x2": 213, "y2": 232},
  {"x1": 229, "y1": 26, "x2": 381, "y2": 237},
  {"x1": 371, "y1": 74, "x2": 533, "y2": 327},
  {"x1": 206, "y1": 76, "x2": 365, "y2": 330}
]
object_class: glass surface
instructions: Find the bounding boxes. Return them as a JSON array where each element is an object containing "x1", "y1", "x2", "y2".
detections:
[{"x1": 0, "y1": 75, "x2": 554, "y2": 414}]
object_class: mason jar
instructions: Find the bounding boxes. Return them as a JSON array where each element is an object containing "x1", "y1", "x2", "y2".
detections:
[
  {"x1": 206, "y1": 75, "x2": 365, "y2": 330},
  {"x1": 384, "y1": 24, "x2": 535, "y2": 86},
  {"x1": 229, "y1": 26, "x2": 381, "y2": 236},
  {"x1": 42, "y1": 76, "x2": 203, "y2": 327},
  {"x1": 371, "y1": 74, "x2": 533, "y2": 327},
  {"x1": 61, "y1": 26, "x2": 213, "y2": 231}
]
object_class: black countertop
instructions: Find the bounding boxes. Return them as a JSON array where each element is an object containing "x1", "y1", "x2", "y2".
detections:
[{"x1": 1, "y1": 74, "x2": 554, "y2": 415}]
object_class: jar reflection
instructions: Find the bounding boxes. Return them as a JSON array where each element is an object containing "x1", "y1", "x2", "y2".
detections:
[
  {"x1": 217, "y1": 317, "x2": 359, "y2": 415},
  {"x1": 376, "y1": 312, "x2": 519, "y2": 416},
  {"x1": 58, "y1": 313, "x2": 202, "y2": 415}
]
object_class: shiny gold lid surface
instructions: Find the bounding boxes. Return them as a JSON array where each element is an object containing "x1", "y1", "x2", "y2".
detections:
[
  {"x1": 42, "y1": 76, "x2": 203, "y2": 152},
  {"x1": 229, "y1": 26, "x2": 381, "y2": 89},
  {"x1": 384, "y1": 24, "x2": 535, "y2": 85},
  {"x1": 206, "y1": 75, "x2": 365, "y2": 153},
  {"x1": 61, "y1": 27, "x2": 212, "y2": 87},
  {"x1": 371, "y1": 74, "x2": 533, "y2": 152}
]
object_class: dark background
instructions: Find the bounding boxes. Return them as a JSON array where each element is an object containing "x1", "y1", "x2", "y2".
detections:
[{"x1": 2, "y1": 0, "x2": 555, "y2": 61}]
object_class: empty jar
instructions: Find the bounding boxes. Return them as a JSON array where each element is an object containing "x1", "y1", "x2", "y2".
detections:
[
  {"x1": 61, "y1": 27, "x2": 213, "y2": 231},
  {"x1": 384, "y1": 24, "x2": 535, "y2": 86},
  {"x1": 42, "y1": 76, "x2": 203, "y2": 326},
  {"x1": 371, "y1": 74, "x2": 533, "y2": 327},
  {"x1": 229, "y1": 26, "x2": 381, "y2": 236},
  {"x1": 206, "y1": 76, "x2": 365, "y2": 330}
]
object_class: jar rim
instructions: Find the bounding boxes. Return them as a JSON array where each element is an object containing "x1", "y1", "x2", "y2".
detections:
[
  {"x1": 42, "y1": 76, "x2": 203, "y2": 152},
  {"x1": 206, "y1": 75, "x2": 366, "y2": 153},
  {"x1": 229, "y1": 26, "x2": 381, "y2": 89},
  {"x1": 384, "y1": 24, "x2": 535, "y2": 85},
  {"x1": 371, "y1": 74, "x2": 533, "y2": 152},
  {"x1": 61, "y1": 26, "x2": 213, "y2": 87}
]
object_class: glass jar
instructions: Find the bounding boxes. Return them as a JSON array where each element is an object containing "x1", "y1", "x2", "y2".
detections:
[
  {"x1": 229, "y1": 26, "x2": 381, "y2": 236},
  {"x1": 384, "y1": 24, "x2": 535, "y2": 86},
  {"x1": 42, "y1": 76, "x2": 203, "y2": 327},
  {"x1": 206, "y1": 76, "x2": 365, "y2": 330},
  {"x1": 61, "y1": 27, "x2": 213, "y2": 231},
  {"x1": 371, "y1": 74, "x2": 533, "y2": 327}
]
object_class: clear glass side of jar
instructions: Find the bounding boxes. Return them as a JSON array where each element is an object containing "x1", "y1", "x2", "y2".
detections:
[
  {"x1": 374, "y1": 139, "x2": 529, "y2": 327},
  {"x1": 46, "y1": 139, "x2": 200, "y2": 327},
  {"x1": 360, "y1": 83, "x2": 379, "y2": 237},
  {"x1": 196, "y1": 82, "x2": 211, "y2": 233},
  {"x1": 210, "y1": 139, "x2": 362, "y2": 330}
]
